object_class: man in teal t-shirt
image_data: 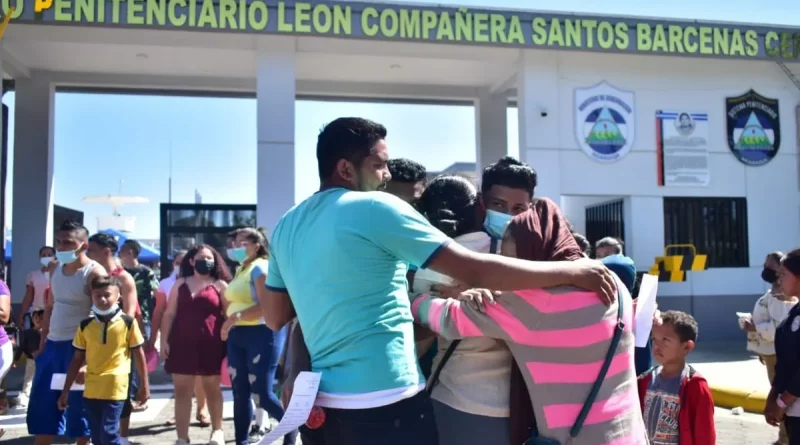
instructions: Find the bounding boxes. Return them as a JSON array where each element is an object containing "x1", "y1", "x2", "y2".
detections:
[{"x1": 267, "y1": 118, "x2": 448, "y2": 445}]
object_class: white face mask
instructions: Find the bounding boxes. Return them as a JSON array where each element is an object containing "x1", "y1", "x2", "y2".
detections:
[{"x1": 40, "y1": 257, "x2": 54, "y2": 267}]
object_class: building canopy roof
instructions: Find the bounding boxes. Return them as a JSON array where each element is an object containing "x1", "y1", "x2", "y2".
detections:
[{"x1": 10, "y1": 0, "x2": 800, "y2": 62}]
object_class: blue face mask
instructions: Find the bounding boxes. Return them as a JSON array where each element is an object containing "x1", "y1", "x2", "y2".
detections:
[
  {"x1": 228, "y1": 247, "x2": 248, "y2": 263},
  {"x1": 483, "y1": 209, "x2": 513, "y2": 240},
  {"x1": 92, "y1": 304, "x2": 119, "y2": 317},
  {"x1": 55, "y1": 249, "x2": 79, "y2": 265}
]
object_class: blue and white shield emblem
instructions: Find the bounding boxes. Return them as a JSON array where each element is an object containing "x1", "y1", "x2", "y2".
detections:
[{"x1": 574, "y1": 82, "x2": 636, "y2": 163}]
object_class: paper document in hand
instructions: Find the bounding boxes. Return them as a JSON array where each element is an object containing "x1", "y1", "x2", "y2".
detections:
[
  {"x1": 256, "y1": 371, "x2": 322, "y2": 445},
  {"x1": 51, "y1": 373, "x2": 85, "y2": 391},
  {"x1": 634, "y1": 274, "x2": 659, "y2": 348}
]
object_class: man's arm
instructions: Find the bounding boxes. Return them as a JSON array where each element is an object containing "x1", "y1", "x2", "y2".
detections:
[
  {"x1": 37, "y1": 288, "x2": 55, "y2": 355},
  {"x1": 119, "y1": 273, "x2": 139, "y2": 319},
  {"x1": 61, "y1": 350, "x2": 86, "y2": 394},
  {"x1": 261, "y1": 246, "x2": 296, "y2": 330},
  {"x1": 427, "y1": 244, "x2": 615, "y2": 302},
  {"x1": 367, "y1": 193, "x2": 616, "y2": 303},
  {"x1": 261, "y1": 289, "x2": 296, "y2": 331},
  {"x1": 129, "y1": 321, "x2": 149, "y2": 402},
  {"x1": 17, "y1": 279, "x2": 34, "y2": 326}
]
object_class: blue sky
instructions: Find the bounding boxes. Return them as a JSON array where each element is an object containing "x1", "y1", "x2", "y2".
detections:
[{"x1": 2, "y1": 0, "x2": 796, "y2": 240}]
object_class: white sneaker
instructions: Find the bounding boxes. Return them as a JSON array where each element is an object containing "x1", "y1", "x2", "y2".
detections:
[
  {"x1": 209, "y1": 429, "x2": 225, "y2": 445},
  {"x1": 174, "y1": 439, "x2": 190, "y2": 445}
]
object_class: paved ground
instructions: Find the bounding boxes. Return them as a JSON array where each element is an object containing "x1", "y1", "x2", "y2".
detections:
[{"x1": 0, "y1": 341, "x2": 783, "y2": 444}]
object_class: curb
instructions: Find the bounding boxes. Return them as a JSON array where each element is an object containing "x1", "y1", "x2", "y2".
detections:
[{"x1": 710, "y1": 385, "x2": 767, "y2": 414}]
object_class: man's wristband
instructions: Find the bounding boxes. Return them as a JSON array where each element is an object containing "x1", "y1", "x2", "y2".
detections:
[{"x1": 778, "y1": 395, "x2": 789, "y2": 409}]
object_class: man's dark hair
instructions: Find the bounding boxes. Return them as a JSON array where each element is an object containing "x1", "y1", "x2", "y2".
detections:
[
  {"x1": 88, "y1": 233, "x2": 119, "y2": 253},
  {"x1": 91, "y1": 275, "x2": 122, "y2": 291},
  {"x1": 39, "y1": 246, "x2": 55, "y2": 256},
  {"x1": 121, "y1": 239, "x2": 142, "y2": 256},
  {"x1": 317, "y1": 117, "x2": 387, "y2": 180},
  {"x1": 388, "y1": 158, "x2": 427, "y2": 184},
  {"x1": 571, "y1": 232, "x2": 591, "y2": 256},
  {"x1": 59, "y1": 220, "x2": 89, "y2": 239},
  {"x1": 661, "y1": 310, "x2": 698, "y2": 343},
  {"x1": 480, "y1": 156, "x2": 537, "y2": 197},
  {"x1": 595, "y1": 237, "x2": 624, "y2": 255}
]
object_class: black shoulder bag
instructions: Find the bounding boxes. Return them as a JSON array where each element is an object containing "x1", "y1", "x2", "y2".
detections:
[{"x1": 526, "y1": 287, "x2": 625, "y2": 445}]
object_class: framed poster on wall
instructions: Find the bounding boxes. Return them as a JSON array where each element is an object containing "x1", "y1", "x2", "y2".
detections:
[{"x1": 655, "y1": 111, "x2": 710, "y2": 187}]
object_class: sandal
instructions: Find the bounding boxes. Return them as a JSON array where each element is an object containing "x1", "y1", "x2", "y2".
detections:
[
  {"x1": 196, "y1": 412, "x2": 211, "y2": 427},
  {"x1": 132, "y1": 403, "x2": 148, "y2": 413}
]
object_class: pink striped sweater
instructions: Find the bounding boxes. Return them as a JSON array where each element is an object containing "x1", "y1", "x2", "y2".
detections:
[{"x1": 411, "y1": 284, "x2": 647, "y2": 445}]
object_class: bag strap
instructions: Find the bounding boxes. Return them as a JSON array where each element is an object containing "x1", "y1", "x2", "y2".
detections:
[
  {"x1": 569, "y1": 287, "x2": 625, "y2": 439},
  {"x1": 426, "y1": 339, "x2": 460, "y2": 394}
]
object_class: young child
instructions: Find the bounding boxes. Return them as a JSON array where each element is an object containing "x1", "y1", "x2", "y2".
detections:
[
  {"x1": 637, "y1": 310, "x2": 716, "y2": 445},
  {"x1": 58, "y1": 276, "x2": 150, "y2": 445}
]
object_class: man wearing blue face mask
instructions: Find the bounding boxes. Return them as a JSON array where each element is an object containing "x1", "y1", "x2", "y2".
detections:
[
  {"x1": 27, "y1": 220, "x2": 107, "y2": 445},
  {"x1": 479, "y1": 156, "x2": 537, "y2": 252}
]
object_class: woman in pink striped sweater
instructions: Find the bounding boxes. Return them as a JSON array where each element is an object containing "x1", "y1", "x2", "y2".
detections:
[{"x1": 411, "y1": 189, "x2": 646, "y2": 445}]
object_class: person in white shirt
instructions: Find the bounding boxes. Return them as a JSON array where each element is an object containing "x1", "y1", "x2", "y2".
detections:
[
  {"x1": 412, "y1": 175, "x2": 513, "y2": 445},
  {"x1": 743, "y1": 251, "x2": 796, "y2": 445},
  {"x1": 15, "y1": 246, "x2": 56, "y2": 408}
]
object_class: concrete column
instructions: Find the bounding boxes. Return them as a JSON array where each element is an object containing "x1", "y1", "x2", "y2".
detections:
[
  {"x1": 11, "y1": 75, "x2": 55, "y2": 303},
  {"x1": 475, "y1": 88, "x2": 508, "y2": 175},
  {"x1": 624, "y1": 196, "x2": 664, "y2": 270},
  {"x1": 517, "y1": 51, "x2": 562, "y2": 201},
  {"x1": 256, "y1": 38, "x2": 296, "y2": 235}
]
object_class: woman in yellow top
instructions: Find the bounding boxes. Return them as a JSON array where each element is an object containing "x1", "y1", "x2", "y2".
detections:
[{"x1": 220, "y1": 227, "x2": 297, "y2": 445}]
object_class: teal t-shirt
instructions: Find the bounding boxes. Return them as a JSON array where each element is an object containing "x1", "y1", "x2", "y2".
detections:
[{"x1": 266, "y1": 188, "x2": 451, "y2": 395}]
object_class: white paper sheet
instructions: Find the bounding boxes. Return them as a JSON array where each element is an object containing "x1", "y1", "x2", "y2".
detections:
[
  {"x1": 634, "y1": 274, "x2": 659, "y2": 348},
  {"x1": 256, "y1": 372, "x2": 322, "y2": 445},
  {"x1": 50, "y1": 373, "x2": 85, "y2": 391}
]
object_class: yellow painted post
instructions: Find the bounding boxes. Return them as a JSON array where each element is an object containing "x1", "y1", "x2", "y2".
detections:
[{"x1": 0, "y1": 7, "x2": 14, "y2": 42}]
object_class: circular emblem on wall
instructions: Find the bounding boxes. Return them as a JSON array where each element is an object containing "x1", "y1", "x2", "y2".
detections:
[
  {"x1": 725, "y1": 89, "x2": 781, "y2": 166},
  {"x1": 574, "y1": 81, "x2": 636, "y2": 163}
]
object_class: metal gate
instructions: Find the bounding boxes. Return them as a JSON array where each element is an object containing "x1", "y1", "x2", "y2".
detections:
[
  {"x1": 159, "y1": 203, "x2": 256, "y2": 278},
  {"x1": 585, "y1": 199, "x2": 625, "y2": 251}
]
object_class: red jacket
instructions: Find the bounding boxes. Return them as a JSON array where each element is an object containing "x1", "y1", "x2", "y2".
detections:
[{"x1": 637, "y1": 365, "x2": 716, "y2": 445}]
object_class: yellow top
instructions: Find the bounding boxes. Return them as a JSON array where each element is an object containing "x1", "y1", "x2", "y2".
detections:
[
  {"x1": 225, "y1": 258, "x2": 268, "y2": 326},
  {"x1": 72, "y1": 312, "x2": 144, "y2": 401}
]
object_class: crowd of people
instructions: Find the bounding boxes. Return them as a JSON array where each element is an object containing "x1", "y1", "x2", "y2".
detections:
[{"x1": 0, "y1": 115, "x2": 794, "y2": 445}]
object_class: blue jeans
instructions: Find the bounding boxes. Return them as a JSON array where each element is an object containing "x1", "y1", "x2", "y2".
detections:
[
  {"x1": 84, "y1": 398, "x2": 125, "y2": 445},
  {"x1": 26, "y1": 340, "x2": 90, "y2": 437},
  {"x1": 228, "y1": 324, "x2": 296, "y2": 445},
  {"x1": 127, "y1": 323, "x2": 151, "y2": 411}
]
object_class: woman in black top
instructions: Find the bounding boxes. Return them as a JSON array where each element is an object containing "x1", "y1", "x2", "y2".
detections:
[{"x1": 766, "y1": 249, "x2": 800, "y2": 443}]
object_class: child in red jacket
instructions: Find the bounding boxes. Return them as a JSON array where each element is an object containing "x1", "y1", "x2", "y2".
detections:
[{"x1": 637, "y1": 310, "x2": 716, "y2": 445}]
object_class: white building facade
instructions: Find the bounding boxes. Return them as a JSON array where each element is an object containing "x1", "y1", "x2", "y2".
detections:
[{"x1": 1, "y1": 0, "x2": 799, "y2": 339}]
